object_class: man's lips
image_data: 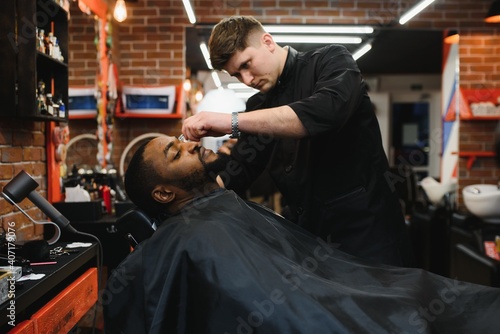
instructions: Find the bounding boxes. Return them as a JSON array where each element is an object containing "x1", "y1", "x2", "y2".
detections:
[{"x1": 252, "y1": 80, "x2": 262, "y2": 90}]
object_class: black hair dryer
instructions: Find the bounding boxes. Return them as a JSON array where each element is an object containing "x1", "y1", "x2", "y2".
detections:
[{"x1": 1, "y1": 170, "x2": 78, "y2": 244}]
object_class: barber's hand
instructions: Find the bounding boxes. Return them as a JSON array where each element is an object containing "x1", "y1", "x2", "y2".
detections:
[{"x1": 182, "y1": 112, "x2": 231, "y2": 141}]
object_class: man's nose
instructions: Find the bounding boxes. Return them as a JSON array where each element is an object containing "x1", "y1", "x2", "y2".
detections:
[
  {"x1": 241, "y1": 71, "x2": 254, "y2": 87},
  {"x1": 185, "y1": 141, "x2": 201, "y2": 153}
]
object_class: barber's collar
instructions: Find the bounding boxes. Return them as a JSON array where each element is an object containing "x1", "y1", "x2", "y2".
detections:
[{"x1": 276, "y1": 46, "x2": 298, "y2": 87}]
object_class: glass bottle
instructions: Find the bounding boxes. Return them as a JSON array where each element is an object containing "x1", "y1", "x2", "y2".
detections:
[
  {"x1": 57, "y1": 96, "x2": 66, "y2": 118},
  {"x1": 38, "y1": 29, "x2": 45, "y2": 53},
  {"x1": 46, "y1": 93, "x2": 54, "y2": 116},
  {"x1": 37, "y1": 81, "x2": 47, "y2": 115}
]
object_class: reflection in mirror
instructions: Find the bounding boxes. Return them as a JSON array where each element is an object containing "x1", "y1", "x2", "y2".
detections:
[
  {"x1": 66, "y1": 2, "x2": 114, "y2": 175},
  {"x1": 64, "y1": 2, "x2": 121, "y2": 210},
  {"x1": 185, "y1": 26, "x2": 444, "y2": 84}
]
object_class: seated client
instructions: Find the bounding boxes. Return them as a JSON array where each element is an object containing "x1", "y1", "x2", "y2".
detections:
[{"x1": 103, "y1": 135, "x2": 500, "y2": 334}]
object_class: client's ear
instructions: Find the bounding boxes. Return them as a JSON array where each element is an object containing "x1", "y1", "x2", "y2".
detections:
[{"x1": 152, "y1": 185, "x2": 175, "y2": 204}]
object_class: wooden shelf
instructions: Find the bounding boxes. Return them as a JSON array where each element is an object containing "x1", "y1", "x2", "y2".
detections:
[
  {"x1": 116, "y1": 112, "x2": 183, "y2": 119},
  {"x1": 0, "y1": 0, "x2": 69, "y2": 122},
  {"x1": 69, "y1": 113, "x2": 97, "y2": 120},
  {"x1": 454, "y1": 151, "x2": 496, "y2": 170},
  {"x1": 456, "y1": 88, "x2": 500, "y2": 121},
  {"x1": 461, "y1": 115, "x2": 500, "y2": 121}
]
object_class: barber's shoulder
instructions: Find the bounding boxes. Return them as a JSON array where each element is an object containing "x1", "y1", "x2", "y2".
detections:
[{"x1": 311, "y1": 44, "x2": 348, "y2": 56}]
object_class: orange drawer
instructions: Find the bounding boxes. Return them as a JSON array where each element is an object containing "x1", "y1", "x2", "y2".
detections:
[
  {"x1": 30, "y1": 268, "x2": 98, "y2": 333},
  {"x1": 7, "y1": 320, "x2": 34, "y2": 334}
]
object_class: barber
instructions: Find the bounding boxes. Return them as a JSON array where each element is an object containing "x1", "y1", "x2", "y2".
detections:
[{"x1": 181, "y1": 16, "x2": 413, "y2": 267}]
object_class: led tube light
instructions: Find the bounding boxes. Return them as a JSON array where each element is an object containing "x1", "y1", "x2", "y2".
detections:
[
  {"x1": 211, "y1": 71, "x2": 222, "y2": 88},
  {"x1": 182, "y1": 0, "x2": 197, "y2": 24},
  {"x1": 199, "y1": 42, "x2": 213, "y2": 69},
  {"x1": 264, "y1": 25, "x2": 374, "y2": 34},
  {"x1": 352, "y1": 42, "x2": 373, "y2": 60},
  {"x1": 272, "y1": 35, "x2": 362, "y2": 44},
  {"x1": 399, "y1": 0, "x2": 436, "y2": 25}
]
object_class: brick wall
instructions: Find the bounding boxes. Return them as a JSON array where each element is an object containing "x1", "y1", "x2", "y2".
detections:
[
  {"x1": 458, "y1": 31, "x2": 500, "y2": 208},
  {"x1": 67, "y1": 0, "x2": 496, "y2": 170},
  {"x1": 0, "y1": 120, "x2": 47, "y2": 242},
  {"x1": 2, "y1": 0, "x2": 498, "y2": 241}
]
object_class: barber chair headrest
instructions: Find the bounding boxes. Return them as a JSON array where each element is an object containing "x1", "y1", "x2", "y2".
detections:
[{"x1": 116, "y1": 208, "x2": 156, "y2": 248}]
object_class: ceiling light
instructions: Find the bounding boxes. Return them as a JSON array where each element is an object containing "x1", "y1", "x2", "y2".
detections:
[
  {"x1": 182, "y1": 0, "x2": 196, "y2": 24},
  {"x1": 211, "y1": 71, "x2": 222, "y2": 88},
  {"x1": 183, "y1": 79, "x2": 192, "y2": 92},
  {"x1": 352, "y1": 42, "x2": 372, "y2": 60},
  {"x1": 199, "y1": 42, "x2": 213, "y2": 69},
  {"x1": 399, "y1": 0, "x2": 436, "y2": 25},
  {"x1": 444, "y1": 30, "x2": 459, "y2": 44},
  {"x1": 195, "y1": 90, "x2": 204, "y2": 102},
  {"x1": 485, "y1": 0, "x2": 500, "y2": 23},
  {"x1": 272, "y1": 35, "x2": 362, "y2": 44},
  {"x1": 227, "y1": 83, "x2": 253, "y2": 90},
  {"x1": 264, "y1": 25, "x2": 374, "y2": 34},
  {"x1": 113, "y1": 0, "x2": 127, "y2": 23}
]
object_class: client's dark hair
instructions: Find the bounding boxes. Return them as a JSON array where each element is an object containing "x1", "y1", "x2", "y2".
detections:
[{"x1": 124, "y1": 140, "x2": 164, "y2": 217}]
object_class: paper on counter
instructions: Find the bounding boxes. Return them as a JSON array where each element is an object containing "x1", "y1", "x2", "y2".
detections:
[{"x1": 18, "y1": 273, "x2": 46, "y2": 281}]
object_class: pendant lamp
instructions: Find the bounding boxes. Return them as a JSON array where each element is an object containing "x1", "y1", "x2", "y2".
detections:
[
  {"x1": 485, "y1": 0, "x2": 500, "y2": 23},
  {"x1": 444, "y1": 30, "x2": 459, "y2": 44}
]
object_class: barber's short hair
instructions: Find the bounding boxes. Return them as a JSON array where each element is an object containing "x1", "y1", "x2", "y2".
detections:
[
  {"x1": 124, "y1": 140, "x2": 164, "y2": 217},
  {"x1": 208, "y1": 16, "x2": 265, "y2": 71}
]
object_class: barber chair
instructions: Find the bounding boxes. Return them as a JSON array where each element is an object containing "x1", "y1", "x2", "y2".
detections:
[
  {"x1": 448, "y1": 213, "x2": 482, "y2": 277},
  {"x1": 388, "y1": 165, "x2": 418, "y2": 219},
  {"x1": 116, "y1": 208, "x2": 156, "y2": 248},
  {"x1": 454, "y1": 243, "x2": 500, "y2": 287}
]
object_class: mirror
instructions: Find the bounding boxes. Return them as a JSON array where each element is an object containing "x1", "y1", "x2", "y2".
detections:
[
  {"x1": 66, "y1": 1, "x2": 112, "y2": 176},
  {"x1": 185, "y1": 26, "x2": 444, "y2": 89},
  {"x1": 67, "y1": 7, "x2": 446, "y2": 179},
  {"x1": 186, "y1": 25, "x2": 444, "y2": 181}
]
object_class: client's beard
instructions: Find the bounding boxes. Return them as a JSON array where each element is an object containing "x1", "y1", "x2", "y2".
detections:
[
  {"x1": 202, "y1": 152, "x2": 231, "y2": 180},
  {"x1": 173, "y1": 152, "x2": 231, "y2": 192}
]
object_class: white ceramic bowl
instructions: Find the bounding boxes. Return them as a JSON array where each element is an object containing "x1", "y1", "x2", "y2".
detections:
[{"x1": 463, "y1": 184, "x2": 500, "y2": 223}]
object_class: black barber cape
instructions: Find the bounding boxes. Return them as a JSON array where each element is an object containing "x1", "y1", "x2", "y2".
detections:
[{"x1": 104, "y1": 189, "x2": 500, "y2": 333}]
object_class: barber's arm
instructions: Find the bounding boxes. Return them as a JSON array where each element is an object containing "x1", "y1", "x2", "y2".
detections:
[{"x1": 181, "y1": 105, "x2": 307, "y2": 141}]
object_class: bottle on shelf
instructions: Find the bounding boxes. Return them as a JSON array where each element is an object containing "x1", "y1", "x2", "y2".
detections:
[
  {"x1": 37, "y1": 81, "x2": 47, "y2": 115},
  {"x1": 43, "y1": 33, "x2": 51, "y2": 56},
  {"x1": 53, "y1": 39, "x2": 64, "y2": 62},
  {"x1": 46, "y1": 93, "x2": 54, "y2": 116},
  {"x1": 57, "y1": 95, "x2": 66, "y2": 118},
  {"x1": 37, "y1": 29, "x2": 45, "y2": 53}
]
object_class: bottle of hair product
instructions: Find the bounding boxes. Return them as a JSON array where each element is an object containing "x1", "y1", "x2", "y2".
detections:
[
  {"x1": 58, "y1": 96, "x2": 66, "y2": 118},
  {"x1": 37, "y1": 81, "x2": 47, "y2": 115},
  {"x1": 46, "y1": 93, "x2": 54, "y2": 116},
  {"x1": 38, "y1": 29, "x2": 45, "y2": 53}
]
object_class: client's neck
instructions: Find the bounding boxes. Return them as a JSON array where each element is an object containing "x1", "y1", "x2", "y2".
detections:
[{"x1": 168, "y1": 182, "x2": 222, "y2": 214}]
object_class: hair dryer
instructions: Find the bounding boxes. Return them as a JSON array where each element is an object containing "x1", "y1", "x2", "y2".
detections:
[{"x1": 2, "y1": 170, "x2": 77, "y2": 233}]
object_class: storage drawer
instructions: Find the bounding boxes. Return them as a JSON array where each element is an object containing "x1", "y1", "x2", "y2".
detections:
[
  {"x1": 7, "y1": 320, "x2": 34, "y2": 334},
  {"x1": 28, "y1": 268, "x2": 98, "y2": 333}
]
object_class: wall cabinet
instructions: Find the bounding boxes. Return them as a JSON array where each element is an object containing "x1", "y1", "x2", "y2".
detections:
[{"x1": 0, "y1": 0, "x2": 68, "y2": 122}]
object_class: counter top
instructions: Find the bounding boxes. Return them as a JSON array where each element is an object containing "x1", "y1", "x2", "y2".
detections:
[{"x1": 0, "y1": 242, "x2": 98, "y2": 330}]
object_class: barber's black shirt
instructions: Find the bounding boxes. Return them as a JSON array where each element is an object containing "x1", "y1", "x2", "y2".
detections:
[{"x1": 224, "y1": 45, "x2": 413, "y2": 266}]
